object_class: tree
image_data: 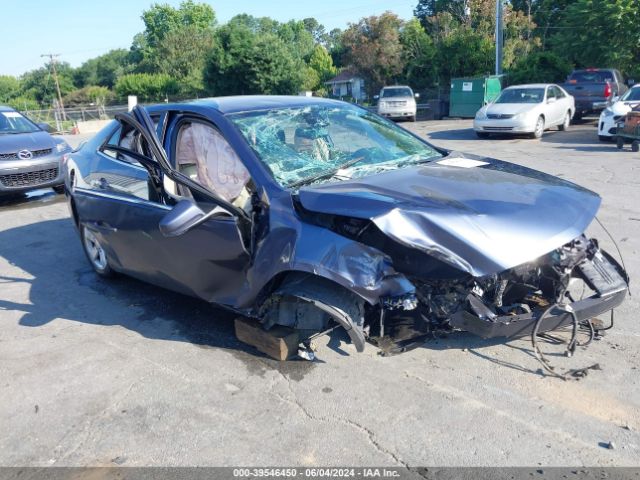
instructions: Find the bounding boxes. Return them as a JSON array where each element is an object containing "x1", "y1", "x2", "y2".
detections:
[
  {"x1": 0, "y1": 75, "x2": 21, "y2": 104},
  {"x1": 141, "y1": 0, "x2": 215, "y2": 49},
  {"x1": 115, "y1": 73, "x2": 179, "y2": 101},
  {"x1": 63, "y1": 86, "x2": 115, "y2": 107},
  {"x1": 205, "y1": 22, "x2": 305, "y2": 95},
  {"x1": 550, "y1": 0, "x2": 640, "y2": 75},
  {"x1": 507, "y1": 51, "x2": 572, "y2": 84},
  {"x1": 400, "y1": 18, "x2": 437, "y2": 90},
  {"x1": 136, "y1": 1, "x2": 216, "y2": 71},
  {"x1": 74, "y1": 49, "x2": 133, "y2": 89},
  {"x1": 303, "y1": 17, "x2": 328, "y2": 44},
  {"x1": 154, "y1": 25, "x2": 214, "y2": 96},
  {"x1": 20, "y1": 63, "x2": 76, "y2": 105},
  {"x1": 342, "y1": 13, "x2": 406, "y2": 96},
  {"x1": 435, "y1": 27, "x2": 494, "y2": 85}
]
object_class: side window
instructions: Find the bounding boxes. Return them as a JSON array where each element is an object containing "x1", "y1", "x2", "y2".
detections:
[
  {"x1": 174, "y1": 120, "x2": 253, "y2": 210},
  {"x1": 101, "y1": 116, "x2": 161, "y2": 166},
  {"x1": 547, "y1": 87, "x2": 556, "y2": 100},
  {"x1": 554, "y1": 86, "x2": 565, "y2": 98}
]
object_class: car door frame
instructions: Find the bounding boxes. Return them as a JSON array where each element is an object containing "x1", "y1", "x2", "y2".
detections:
[{"x1": 105, "y1": 106, "x2": 256, "y2": 301}]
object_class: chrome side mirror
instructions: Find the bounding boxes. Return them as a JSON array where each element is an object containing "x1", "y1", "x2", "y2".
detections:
[{"x1": 159, "y1": 199, "x2": 232, "y2": 237}]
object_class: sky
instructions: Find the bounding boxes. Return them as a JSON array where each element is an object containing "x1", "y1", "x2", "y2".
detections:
[{"x1": 0, "y1": 0, "x2": 416, "y2": 77}]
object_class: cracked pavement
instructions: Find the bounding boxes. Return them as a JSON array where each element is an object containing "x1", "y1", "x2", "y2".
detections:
[{"x1": 0, "y1": 120, "x2": 639, "y2": 467}]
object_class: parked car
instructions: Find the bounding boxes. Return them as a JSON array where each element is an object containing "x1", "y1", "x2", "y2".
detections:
[
  {"x1": 64, "y1": 97, "x2": 628, "y2": 356},
  {"x1": 562, "y1": 68, "x2": 628, "y2": 120},
  {"x1": 0, "y1": 106, "x2": 71, "y2": 196},
  {"x1": 474, "y1": 84, "x2": 574, "y2": 139},
  {"x1": 376, "y1": 85, "x2": 418, "y2": 122},
  {"x1": 598, "y1": 84, "x2": 640, "y2": 141}
]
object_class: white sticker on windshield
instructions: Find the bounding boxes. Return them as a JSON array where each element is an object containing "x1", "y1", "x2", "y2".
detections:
[
  {"x1": 1, "y1": 111, "x2": 22, "y2": 118},
  {"x1": 437, "y1": 158, "x2": 489, "y2": 168}
]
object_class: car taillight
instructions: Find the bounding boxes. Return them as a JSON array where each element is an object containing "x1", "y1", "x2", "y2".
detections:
[{"x1": 604, "y1": 83, "x2": 612, "y2": 97}]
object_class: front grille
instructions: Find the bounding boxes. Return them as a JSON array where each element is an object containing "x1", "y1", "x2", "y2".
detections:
[
  {"x1": 483, "y1": 126, "x2": 514, "y2": 131},
  {"x1": 0, "y1": 167, "x2": 58, "y2": 187},
  {"x1": 487, "y1": 114, "x2": 514, "y2": 119},
  {"x1": 0, "y1": 148, "x2": 53, "y2": 160}
]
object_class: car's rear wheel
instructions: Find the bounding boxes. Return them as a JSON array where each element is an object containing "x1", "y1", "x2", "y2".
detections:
[
  {"x1": 633, "y1": 140, "x2": 640, "y2": 152},
  {"x1": 475, "y1": 131, "x2": 490, "y2": 139},
  {"x1": 559, "y1": 112, "x2": 571, "y2": 131},
  {"x1": 616, "y1": 136, "x2": 625, "y2": 149},
  {"x1": 80, "y1": 224, "x2": 113, "y2": 277},
  {"x1": 531, "y1": 116, "x2": 545, "y2": 139}
]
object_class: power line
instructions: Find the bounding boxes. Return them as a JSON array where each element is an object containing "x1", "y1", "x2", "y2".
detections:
[{"x1": 40, "y1": 53, "x2": 66, "y2": 121}]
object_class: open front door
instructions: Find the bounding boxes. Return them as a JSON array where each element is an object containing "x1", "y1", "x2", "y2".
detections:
[{"x1": 100, "y1": 107, "x2": 253, "y2": 304}]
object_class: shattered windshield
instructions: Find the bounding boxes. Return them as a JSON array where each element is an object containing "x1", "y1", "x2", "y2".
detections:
[{"x1": 228, "y1": 104, "x2": 442, "y2": 188}]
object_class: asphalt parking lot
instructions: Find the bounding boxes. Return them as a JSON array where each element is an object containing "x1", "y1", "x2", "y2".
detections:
[{"x1": 1, "y1": 119, "x2": 639, "y2": 467}]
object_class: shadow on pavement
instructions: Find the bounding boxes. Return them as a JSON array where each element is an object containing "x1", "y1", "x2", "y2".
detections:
[
  {"x1": 0, "y1": 218, "x2": 317, "y2": 379},
  {"x1": 0, "y1": 189, "x2": 63, "y2": 209}
]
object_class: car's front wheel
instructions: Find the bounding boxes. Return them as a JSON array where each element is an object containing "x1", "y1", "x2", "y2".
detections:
[
  {"x1": 53, "y1": 185, "x2": 65, "y2": 194},
  {"x1": 531, "y1": 116, "x2": 545, "y2": 139},
  {"x1": 80, "y1": 224, "x2": 113, "y2": 277},
  {"x1": 559, "y1": 112, "x2": 571, "y2": 131}
]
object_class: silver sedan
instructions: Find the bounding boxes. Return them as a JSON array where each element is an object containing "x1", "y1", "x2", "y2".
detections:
[{"x1": 473, "y1": 84, "x2": 575, "y2": 139}]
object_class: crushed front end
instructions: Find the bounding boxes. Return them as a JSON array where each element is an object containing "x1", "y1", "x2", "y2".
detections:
[{"x1": 369, "y1": 234, "x2": 629, "y2": 354}]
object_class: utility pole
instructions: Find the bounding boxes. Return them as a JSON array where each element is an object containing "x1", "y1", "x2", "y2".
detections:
[
  {"x1": 495, "y1": 0, "x2": 504, "y2": 76},
  {"x1": 41, "y1": 53, "x2": 66, "y2": 120}
]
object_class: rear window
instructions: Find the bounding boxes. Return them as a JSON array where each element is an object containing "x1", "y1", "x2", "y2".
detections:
[
  {"x1": 381, "y1": 87, "x2": 413, "y2": 98},
  {"x1": 568, "y1": 71, "x2": 614, "y2": 83}
]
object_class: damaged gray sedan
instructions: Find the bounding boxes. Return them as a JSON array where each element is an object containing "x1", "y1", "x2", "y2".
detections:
[{"x1": 64, "y1": 96, "x2": 629, "y2": 357}]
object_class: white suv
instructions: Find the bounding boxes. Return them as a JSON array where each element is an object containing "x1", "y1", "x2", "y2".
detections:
[{"x1": 376, "y1": 86, "x2": 418, "y2": 122}]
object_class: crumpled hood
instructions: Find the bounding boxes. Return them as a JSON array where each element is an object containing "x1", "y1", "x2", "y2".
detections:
[
  {"x1": 297, "y1": 155, "x2": 601, "y2": 277},
  {"x1": 0, "y1": 131, "x2": 55, "y2": 155}
]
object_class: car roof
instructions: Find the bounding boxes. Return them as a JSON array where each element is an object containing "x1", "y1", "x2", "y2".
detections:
[
  {"x1": 505, "y1": 84, "x2": 555, "y2": 89},
  {"x1": 149, "y1": 95, "x2": 351, "y2": 115},
  {"x1": 0, "y1": 105, "x2": 16, "y2": 112},
  {"x1": 381, "y1": 85, "x2": 412, "y2": 89}
]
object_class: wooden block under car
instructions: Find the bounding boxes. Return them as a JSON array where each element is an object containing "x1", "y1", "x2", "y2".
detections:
[{"x1": 234, "y1": 317, "x2": 300, "y2": 361}]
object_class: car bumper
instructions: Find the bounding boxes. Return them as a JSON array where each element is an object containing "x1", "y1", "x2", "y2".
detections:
[
  {"x1": 598, "y1": 113, "x2": 623, "y2": 137},
  {"x1": 450, "y1": 250, "x2": 628, "y2": 338},
  {"x1": 378, "y1": 108, "x2": 416, "y2": 119},
  {"x1": 0, "y1": 153, "x2": 65, "y2": 194},
  {"x1": 473, "y1": 117, "x2": 535, "y2": 134},
  {"x1": 576, "y1": 100, "x2": 608, "y2": 114}
]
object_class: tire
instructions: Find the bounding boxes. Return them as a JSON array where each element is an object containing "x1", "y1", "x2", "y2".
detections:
[
  {"x1": 53, "y1": 184, "x2": 65, "y2": 194},
  {"x1": 599, "y1": 135, "x2": 612, "y2": 142},
  {"x1": 410, "y1": 115, "x2": 416, "y2": 122},
  {"x1": 559, "y1": 112, "x2": 571, "y2": 131},
  {"x1": 475, "y1": 131, "x2": 490, "y2": 139},
  {"x1": 531, "y1": 116, "x2": 545, "y2": 139},
  {"x1": 633, "y1": 141, "x2": 640, "y2": 153},
  {"x1": 80, "y1": 224, "x2": 114, "y2": 277},
  {"x1": 574, "y1": 112, "x2": 583, "y2": 122},
  {"x1": 616, "y1": 136, "x2": 625, "y2": 149}
]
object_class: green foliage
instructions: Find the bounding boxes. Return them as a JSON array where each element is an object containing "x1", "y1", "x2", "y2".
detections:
[
  {"x1": 308, "y1": 45, "x2": 338, "y2": 93},
  {"x1": 400, "y1": 19, "x2": 437, "y2": 90},
  {"x1": 141, "y1": 0, "x2": 216, "y2": 49},
  {"x1": 114, "y1": 73, "x2": 179, "y2": 101},
  {"x1": 20, "y1": 63, "x2": 76, "y2": 105},
  {"x1": 153, "y1": 25, "x2": 214, "y2": 96},
  {"x1": 0, "y1": 75, "x2": 21, "y2": 104},
  {"x1": 74, "y1": 49, "x2": 133, "y2": 89},
  {"x1": 507, "y1": 51, "x2": 572, "y2": 85},
  {"x1": 6, "y1": 96, "x2": 40, "y2": 111},
  {"x1": 550, "y1": 0, "x2": 640, "y2": 74},
  {"x1": 342, "y1": 12, "x2": 406, "y2": 95},
  {"x1": 63, "y1": 86, "x2": 115, "y2": 107},
  {"x1": 435, "y1": 26, "x2": 494, "y2": 85},
  {"x1": 205, "y1": 15, "x2": 326, "y2": 96}
]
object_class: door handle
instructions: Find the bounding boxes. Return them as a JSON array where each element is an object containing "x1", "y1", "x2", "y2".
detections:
[
  {"x1": 91, "y1": 177, "x2": 109, "y2": 189},
  {"x1": 91, "y1": 220, "x2": 118, "y2": 233}
]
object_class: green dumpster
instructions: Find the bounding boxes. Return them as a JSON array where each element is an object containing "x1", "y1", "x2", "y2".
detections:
[{"x1": 449, "y1": 76, "x2": 503, "y2": 118}]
